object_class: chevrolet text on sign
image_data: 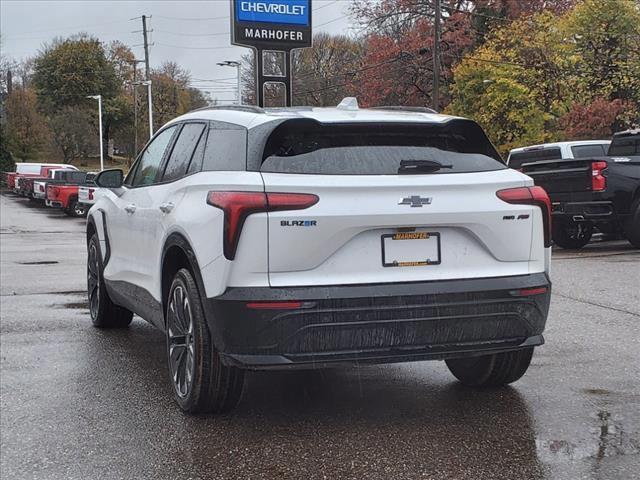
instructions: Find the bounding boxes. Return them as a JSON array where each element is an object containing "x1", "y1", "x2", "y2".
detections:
[
  {"x1": 231, "y1": 0, "x2": 312, "y2": 50},
  {"x1": 237, "y1": 0, "x2": 309, "y2": 25}
]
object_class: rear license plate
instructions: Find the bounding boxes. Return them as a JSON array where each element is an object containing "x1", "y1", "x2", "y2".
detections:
[{"x1": 381, "y1": 231, "x2": 441, "y2": 267}]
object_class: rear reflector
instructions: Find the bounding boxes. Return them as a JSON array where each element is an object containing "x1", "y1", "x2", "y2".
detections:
[
  {"x1": 246, "y1": 301, "x2": 304, "y2": 310},
  {"x1": 497, "y1": 186, "x2": 552, "y2": 247},
  {"x1": 512, "y1": 287, "x2": 548, "y2": 296},
  {"x1": 207, "y1": 191, "x2": 319, "y2": 260}
]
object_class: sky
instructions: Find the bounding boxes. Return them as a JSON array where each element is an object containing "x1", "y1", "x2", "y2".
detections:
[{"x1": 0, "y1": 0, "x2": 356, "y2": 103}]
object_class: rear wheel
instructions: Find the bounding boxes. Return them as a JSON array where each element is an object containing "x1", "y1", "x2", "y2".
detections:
[
  {"x1": 552, "y1": 220, "x2": 593, "y2": 249},
  {"x1": 624, "y1": 201, "x2": 640, "y2": 248},
  {"x1": 66, "y1": 198, "x2": 85, "y2": 217},
  {"x1": 87, "y1": 234, "x2": 133, "y2": 328},
  {"x1": 166, "y1": 268, "x2": 244, "y2": 413},
  {"x1": 446, "y1": 348, "x2": 534, "y2": 387}
]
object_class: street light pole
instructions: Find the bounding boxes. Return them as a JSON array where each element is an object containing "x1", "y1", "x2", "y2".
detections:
[
  {"x1": 87, "y1": 95, "x2": 104, "y2": 171},
  {"x1": 133, "y1": 80, "x2": 153, "y2": 139},
  {"x1": 147, "y1": 81, "x2": 154, "y2": 138},
  {"x1": 217, "y1": 60, "x2": 242, "y2": 105}
]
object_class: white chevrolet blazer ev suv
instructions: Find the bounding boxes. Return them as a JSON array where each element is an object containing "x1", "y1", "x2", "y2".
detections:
[{"x1": 86, "y1": 101, "x2": 552, "y2": 413}]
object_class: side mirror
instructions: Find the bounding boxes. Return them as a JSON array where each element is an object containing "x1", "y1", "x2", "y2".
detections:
[{"x1": 94, "y1": 169, "x2": 124, "y2": 188}]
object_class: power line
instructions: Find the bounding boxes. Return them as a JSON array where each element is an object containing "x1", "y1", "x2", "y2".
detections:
[
  {"x1": 154, "y1": 29, "x2": 230, "y2": 37},
  {"x1": 4, "y1": 18, "x2": 128, "y2": 37},
  {"x1": 153, "y1": 14, "x2": 228, "y2": 21},
  {"x1": 316, "y1": 15, "x2": 347, "y2": 28},
  {"x1": 314, "y1": 1, "x2": 341, "y2": 11},
  {"x1": 156, "y1": 42, "x2": 237, "y2": 51}
]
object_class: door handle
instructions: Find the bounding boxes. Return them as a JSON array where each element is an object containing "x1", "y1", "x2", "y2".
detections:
[
  {"x1": 124, "y1": 204, "x2": 137, "y2": 214},
  {"x1": 159, "y1": 202, "x2": 175, "y2": 214}
]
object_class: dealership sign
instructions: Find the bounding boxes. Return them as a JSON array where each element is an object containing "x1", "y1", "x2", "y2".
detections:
[{"x1": 231, "y1": 0, "x2": 313, "y2": 50}]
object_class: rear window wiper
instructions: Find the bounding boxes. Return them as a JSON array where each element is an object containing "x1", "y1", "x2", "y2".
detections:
[{"x1": 398, "y1": 159, "x2": 453, "y2": 174}]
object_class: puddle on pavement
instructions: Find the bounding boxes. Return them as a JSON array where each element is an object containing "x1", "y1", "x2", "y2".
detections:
[
  {"x1": 536, "y1": 409, "x2": 639, "y2": 464},
  {"x1": 583, "y1": 388, "x2": 610, "y2": 396},
  {"x1": 17, "y1": 260, "x2": 59, "y2": 265},
  {"x1": 60, "y1": 301, "x2": 89, "y2": 310}
]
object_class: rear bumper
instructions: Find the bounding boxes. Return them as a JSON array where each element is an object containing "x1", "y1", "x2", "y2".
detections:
[
  {"x1": 204, "y1": 273, "x2": 551, "y2": 370},
  {"x1": 551, "y1": 200, "x2": 632, "y2": 226},
  {"x1": 45, "y1": 200, "x2": 63, "y2": 208}
]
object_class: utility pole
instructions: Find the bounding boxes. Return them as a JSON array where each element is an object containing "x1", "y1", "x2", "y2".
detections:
[
  {"x1": 432, "y1": 0, "x2": 441, "y2": 111},
  {"x1": 131, "y1": 61, "x2": 138, "y2": 158},
  {"x1": 7, "y1": 70, "x2": 12, "y2": 95},
  {"x1": 142, "y1": 15, "x2": 153, "y2": 138}
]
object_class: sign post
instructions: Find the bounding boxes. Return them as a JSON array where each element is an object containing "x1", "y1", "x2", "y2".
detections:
[{"x1": 230, "y1": 0, "x2": 312, "y2": 107}]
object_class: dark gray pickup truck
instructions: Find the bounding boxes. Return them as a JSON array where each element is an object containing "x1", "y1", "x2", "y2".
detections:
[{"x1": 520, "y1": 130, "x2": 640, "y2": 249}]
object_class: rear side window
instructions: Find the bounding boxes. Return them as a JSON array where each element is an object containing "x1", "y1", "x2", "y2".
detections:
[
  {"x1": 508, "y1": 148, "x2": 561, "y2": 169},
  {"x1": 187, "y1": 128, "x2": 208, "y2": 175},
  {"x1": 260, "y1": 120, "x2": 504, "y2": 175},
  {"x1": 608, "y1": 135, "x2": 640, "y2": 156},
  {"x1": 203, "y1": 128, "x2": 247, "y2": 171},
  {"x1": 162, "y1": 123, "x2": 206, "y2": 182},
  {"x1": 129, "y1": 126, "x2": 177, "y2": 187},
  {"x1": 571, "y1": 144, "x2": 607, "y2": 158}
]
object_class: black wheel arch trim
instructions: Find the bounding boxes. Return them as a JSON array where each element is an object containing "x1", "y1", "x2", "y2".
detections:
[
  {"x1": 161, "y1": 232, "x2": 209, "y2": 323},
  {"x1": 86, "y1": 210, "x2": 110, "y2": 266}
]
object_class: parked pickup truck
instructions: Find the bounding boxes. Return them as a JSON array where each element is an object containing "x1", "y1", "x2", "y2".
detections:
[
  {"x1": 21, "y1": 167, "x2": 78, "y2": 200},
  {"x1": 15, "y1": 165, "x2": 77, "y2": 197},
  {"x1": 6, "y1": 163, "x2": 78, "y2": 193},
  {"x1": 507, "y1": 140, "x2": 611, "y2": 169},
  {"x1": 77, "y1": 185, "x2": 104, "y2": 212},
  {"x1": 45, "y1": 172, "x2": 97, "y2": 217},
  {"x1": 519, "y1": 130, "x2": 640, "y2": 249},
  {"x1": 34, "y1": 170, "x2": 92, "y2": 202}
]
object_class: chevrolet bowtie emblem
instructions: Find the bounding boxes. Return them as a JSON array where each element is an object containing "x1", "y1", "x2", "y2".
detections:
[{"x1": 398, "y1": 196, "x2": 432, "y2": 207}]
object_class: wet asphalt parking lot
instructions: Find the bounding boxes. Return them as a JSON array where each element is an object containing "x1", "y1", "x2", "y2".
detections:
[{"x1": 1, "y1": 192, "x2": 639, "y2": 480}]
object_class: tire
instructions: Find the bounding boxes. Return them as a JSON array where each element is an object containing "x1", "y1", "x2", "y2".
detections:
[
  {"x1": 66, "y1": 198, "x2": 85, "y2": 217},
  {"x1": 87, "y1": 234, "x2": 133, "y2": 328},
  {"x1": 624, "y1": 200, "x2": 640, "y2": 248},
  {"x1": 552, "y1": 220, "x2": 593, "y2": 249},
  {"x1": 445, "y1": 348, "x2": 534, "y2": 387},
  {"x1": 166, "y1": 268, "x2": 244, "y2": 414}
]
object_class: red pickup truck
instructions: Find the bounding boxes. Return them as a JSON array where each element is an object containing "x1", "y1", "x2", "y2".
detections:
[
  {"x1": 46, "y1": 172, "x2": 96, "y2": 217},
  {"x1": 7, "y1": 163, "x2": 77, "y2": 193}
]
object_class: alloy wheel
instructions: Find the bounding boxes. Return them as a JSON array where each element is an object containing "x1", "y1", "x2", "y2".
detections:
[{"x1": 167, "y1": 285, "x2": 195, "y2": 398}]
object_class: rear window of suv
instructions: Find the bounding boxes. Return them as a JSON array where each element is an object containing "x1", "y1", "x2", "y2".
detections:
[{"x1": 260, "y1": 120, "x2": 504, "y2": 175}]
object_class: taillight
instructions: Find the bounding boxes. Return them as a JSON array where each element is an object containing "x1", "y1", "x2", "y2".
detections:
[
  {"x1": 206, "y1": 191, "x2": 319, "y2": 260},
  {"x1": 511, "y1": 286, "x2": 548, "y2": 297},
  {"x1": 88, "y1": 189, "x2": 95, "y2": 200},
  {"x1": 591, "y1": 161, "x2": 607, "y2": 192},
  {"x1": 497, "y1": 186, "x2": 552, "y2": 247}
]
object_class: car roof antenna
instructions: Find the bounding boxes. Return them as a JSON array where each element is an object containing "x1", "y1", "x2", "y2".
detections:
[{"x1": 337, "y1": 97, "x2": 359, "y2": 111}]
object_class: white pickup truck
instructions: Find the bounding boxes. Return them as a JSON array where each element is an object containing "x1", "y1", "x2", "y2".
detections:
[
  {"x1": 78, "y1": 184, "x2": 104, "y2": 211},
  {"x1": 507, "y1": 140, "x2": 611, "y2": 169}
]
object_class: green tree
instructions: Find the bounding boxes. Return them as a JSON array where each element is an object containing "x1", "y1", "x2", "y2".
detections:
[
  {"x1": 48, "y1": 106, "x2": 96, "y2": 164},
  {"x1": 5, "y1": 87, "x2": 48, "y2": 161},
  {"x1": 32, "y1": 35, "x2": 124, "y2": 161},
  {"x1": 563, "y1": 0, "x2": 640, "y2": 106},
  {"x1": 0, "y1": 125, "x2": 15, "y2": 174}
]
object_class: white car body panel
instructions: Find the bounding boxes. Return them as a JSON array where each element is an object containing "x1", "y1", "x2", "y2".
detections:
[{"x1": 262, "y1": 169, "x2": 541, "y2": 287}]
